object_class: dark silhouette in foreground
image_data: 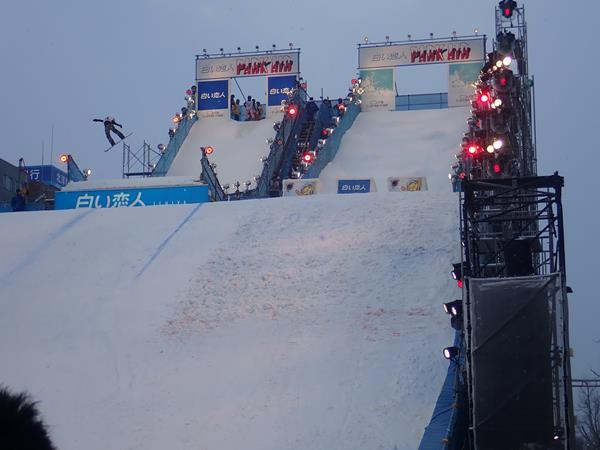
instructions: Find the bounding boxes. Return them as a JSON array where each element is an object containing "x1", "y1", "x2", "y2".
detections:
[{"x1": 0, "y1": 385, "x2": 58, "y2": 450}]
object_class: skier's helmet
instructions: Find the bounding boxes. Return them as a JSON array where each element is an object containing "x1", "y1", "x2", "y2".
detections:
[{"x1": 106, "y1": 116, "x2": 115, "y2": 122}]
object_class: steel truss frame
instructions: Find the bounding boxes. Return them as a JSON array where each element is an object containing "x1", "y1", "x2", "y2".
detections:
[
  {"x1": 122, "y1": 141, "x2": 162, "y2": 178},
  {"x1": 461, "y1": 174, "x2": 575, "y2": 449}
]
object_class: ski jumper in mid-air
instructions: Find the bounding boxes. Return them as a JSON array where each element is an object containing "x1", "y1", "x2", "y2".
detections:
[{"x1": 93, "y1": 116, "x2": 126, "y2": 146}]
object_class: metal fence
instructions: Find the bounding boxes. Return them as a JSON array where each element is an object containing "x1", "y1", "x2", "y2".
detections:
[
  {"x1": 396, "y1": 93, "x2": 448, "y2": 111},
  {"x1": 151, "y1": 115, "x2": 197, "y2": 177}
]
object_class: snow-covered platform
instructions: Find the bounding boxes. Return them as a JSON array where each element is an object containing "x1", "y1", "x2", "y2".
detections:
[
  {"x1": 0, "y1": 192, "x2": 458, "y2": 450},
  {"x1": 318, "y1": 107, "x2": 469, "y2": 193},
  {"x1": 168, "y1": 117, "x2": 276, "y2": 189}
]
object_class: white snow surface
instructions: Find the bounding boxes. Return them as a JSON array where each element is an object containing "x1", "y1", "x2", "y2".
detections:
[
  {"x1": 0, "y1": 192, "x2": 459, "y2": 450},
  {"x1": 318, "y1": 108, "x2": 469, "y2": 193},
  {"x1": 1, "y1": 107, "x2": 466, "y2": 450},
  {"x1": 168, "y1": 117, "x2": 275, "y2": 188}
]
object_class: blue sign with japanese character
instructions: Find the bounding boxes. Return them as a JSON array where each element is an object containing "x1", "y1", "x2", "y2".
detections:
[
  {"x1": 337, "y1": 179, "x2": 371, "y2": 194},
  {"x1": 267, "y1": 75, "x2": 297, "y2": 106},
  {"x1": 54, "y1": 185, "x2": 209, "y2": 210},
  {"x1": 26, "y1": 165, "x2": 68, "y2": 189},
  {"x1": 197, "y1": 79, "x2": 229, "y2": 111}
]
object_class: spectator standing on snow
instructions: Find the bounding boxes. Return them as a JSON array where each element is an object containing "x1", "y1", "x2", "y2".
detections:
[
  {"x1": 251, "y1": 99, "x2": 258, "y2": 120},
  {"x1": 244, "y1": 96, "x2": 254, "y2": 121},
  {"x1": 10, "y1": 189, "x2": 26, "y2": 212},
  {"x1": 336, "y1": 98, "x2": 346, "y2": 117},
  {"x1": 231, "y1": 99, "x2": 241, "y2": 121},
  {"x1": 305, "y1": 97, "x2": 319, "y2": 120},
  {"x1": 256, "y1": 101, "x2": 264, "y2": 120}
]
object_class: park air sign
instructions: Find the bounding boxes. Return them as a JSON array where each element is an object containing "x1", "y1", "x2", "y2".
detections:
[
  {"x1": 358, "y1": 37, "x2": 485, "y2": 69},
  {"x1": 196, "y1": 51, "x2": 300, "y2": 80}
]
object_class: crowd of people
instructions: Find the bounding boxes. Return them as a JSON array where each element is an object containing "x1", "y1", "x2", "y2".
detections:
[{"x1": 230, "y1": 94, "x2": 265, "y2": 122}]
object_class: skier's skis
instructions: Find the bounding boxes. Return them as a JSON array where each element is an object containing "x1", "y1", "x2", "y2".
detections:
[{"x1": 104, "y1": 132, "x2": 133, "y2": 152}]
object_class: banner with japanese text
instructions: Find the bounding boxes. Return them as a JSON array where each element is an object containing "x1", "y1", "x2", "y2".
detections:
[
  {"x1": 267, "y1": 75, "x2": 297, "y2": 117},
  {"x1": 359, "y1": 68, "x2": 395, "y2": 112},
  {"x1": 337, "y1": 179, "x2": 377, "y2": 194},
  {"x1": 26, "y1": 165, "x2": 68, "y2": 189},
  {"x1": 358, "y1": 38, "x2": 485, "y2": 69},
  {"x1": 196, "y1": 52, "x2": 300, "y2": 80},
  {"x1": 197, "y1": 79, "x2": 229, "y2": 119},
  {"x1": 55, "y1": 185, "x2": 209, "y2": 209},
  {"x1": 448, "y1": 62, "x2": 484, "y2": 107}
]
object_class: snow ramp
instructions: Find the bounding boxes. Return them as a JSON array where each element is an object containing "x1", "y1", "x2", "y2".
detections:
[
  {"x1": 318, "y1": 107, "x2": 469, "y2": 193},
  {"x1": 0, "y1": 189, "x2": 458, "y2": 450},
  {"x1": 168, "y1": 117, "x2": 275, "y2": 188}
]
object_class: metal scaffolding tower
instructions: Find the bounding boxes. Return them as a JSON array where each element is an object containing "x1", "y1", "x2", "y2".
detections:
[{"x1": 122, "y1": 141, "x2": 163, "y2": 178}]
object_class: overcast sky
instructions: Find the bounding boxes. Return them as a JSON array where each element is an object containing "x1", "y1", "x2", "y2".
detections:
[{"x1": 1, "y1": 0, "x2": 598, "y2": 375}]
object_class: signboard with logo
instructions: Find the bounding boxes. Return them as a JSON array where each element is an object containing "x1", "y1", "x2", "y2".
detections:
[
  {"x1": 282, "y1": 179, "x2": 319, "y2": 197},
  {"x1": 388, "y1": 176, "x2": 428, "y2": 192},
  {"x1": 197, "y1": 79, "x2": 229, "y2": 119},
  {"x1": 196, "y1": 52, "x2": 300, "y2": 80},
  {"x1": 448, "y1": 62, "x2": 484, "y2": 107},
  {"x1": 55, "y1": 185, "x2": 209, "y2": 210},
  {"x1": 359, "y1": 68, "x2": 395, "y2": 111},
  {"x1": 337, "y1": 179, "x2": 373, "y2": 194},
  {"x1": 26, "y1": 165, "x2": 68, "y2": 189},
  {"x1": 358, "y1": 38, "x2": 485, "y2": 69},
  {"x1": 267, "y1": 75, "x2": 297, "y2": 117}
]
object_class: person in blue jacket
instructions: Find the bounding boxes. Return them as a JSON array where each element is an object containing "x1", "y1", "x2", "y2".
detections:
[{"x1": 10, "y1": 189, "x2": 26, "y2": 212}]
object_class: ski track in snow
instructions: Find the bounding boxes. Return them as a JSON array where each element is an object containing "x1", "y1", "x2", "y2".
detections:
[
  {"x1": 0, "y1": 208, "x2": 94, "y2": 285},
  {"x1": 136, "y1": 203, "x2": 203, "y2": 277}
]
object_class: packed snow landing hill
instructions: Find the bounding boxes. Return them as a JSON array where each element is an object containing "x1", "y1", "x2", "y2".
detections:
[
  {"x1": 319, "y1": 107, "x2": 469, "y2": 193},
  {"x1": 0, "y1": 106, "x2": 468, "y2": 450},
  {"x1": 168, "y1": 117, "x2": 276, "y2": 188}
]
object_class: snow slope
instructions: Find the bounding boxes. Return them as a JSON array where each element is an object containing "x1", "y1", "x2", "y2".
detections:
[
  {"x1": 318, "y1": 108, "x2": 468, "y2": 193},
  {"x1": 168, "y1": 117, "x2": 275, "y2": 188},
  {"x1": 0, "y1": 191, "x2": 458, "y2": 450}
]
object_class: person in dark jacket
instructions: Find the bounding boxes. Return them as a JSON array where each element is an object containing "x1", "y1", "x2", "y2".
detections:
[
  {"x1": 10, "y1": 189, "x2": 26, "y2": 212},
  {"x1": 305, "y1": 97, "x2": 319, "y2": 119},
  {"x1": 93, "y1": 116, "x2": 126, "y2": 146}
]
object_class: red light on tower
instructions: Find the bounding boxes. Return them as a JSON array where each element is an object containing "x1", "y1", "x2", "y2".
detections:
[
  {"x1": 493, "y1": 163, "x2": 502, "y2": 173},
  {"x1": 204, "y1": 146, "x2": 214, "y2": 155},
  {"x1": 59, "y1": 154, "x2": 69, "y2": 163},
  {"x1": 302, "y1": 153, "x2": 313, "y2": 164},
  {"x1": 479, "y1": 91, "x2": 490, "y2": 103},
  {"x1": 288, "y1": 104, "x2": 298, "y2": 117},
  {"x1": 499, "y1": 0, "x2": 517, "y2": 18}
]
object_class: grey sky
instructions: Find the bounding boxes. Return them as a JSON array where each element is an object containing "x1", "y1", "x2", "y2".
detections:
[{"x1": 1, "y1": 0, "x2": 598, "y2": 375}]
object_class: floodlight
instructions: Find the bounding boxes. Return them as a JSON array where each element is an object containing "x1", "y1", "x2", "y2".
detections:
[
  {"x1": 443, "y1": 300, "x2": 463, "y2": 317},
  {"x1": 443, "y1": 347, "x2": 460, "y2": 359},
  {"x1": 451, "y1": 263, "x2": 463, "y2": 281}
]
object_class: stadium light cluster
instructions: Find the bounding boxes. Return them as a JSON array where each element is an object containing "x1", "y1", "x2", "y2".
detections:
[{"x1": 449, "y1": 25, "x2": 522, "y2": 184}]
